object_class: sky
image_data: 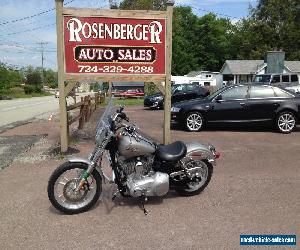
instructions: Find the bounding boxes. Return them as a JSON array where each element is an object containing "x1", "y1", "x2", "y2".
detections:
[{"x1": 0, "y1": 0, "x2": 257, "y2": 70}]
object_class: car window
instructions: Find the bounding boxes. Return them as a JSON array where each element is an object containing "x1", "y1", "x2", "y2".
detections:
[
  {"x1": 282, "y1": 75, "x2": 289, "y2": 83},
  {"x1": 271, "y1": 75, "x2": 280, "y2": 83},
  {"x1": 250, "y1": 85, "x2": 275, "y2": 98},
  {"x1": 254, "y1": 75, "x2": 271, "y2": 83},
  {"x1": 273, "y1": 87, "x2": 294, "y2": 98},
  {"x1": 221, "y1": 86, "x2": 248, "y2": 100},
  {"x1": 291, "y1": 75, "x2": 298, "y2": 82},
  {"x1": 196, "y1": 86, "x2": 207, "y2": 95},
  {"x1": 186, "y1": 85, "x2": 196, "y2": 92},
  {"x1": 172, "y1": 85, "x2": 186, "y2": 93}
]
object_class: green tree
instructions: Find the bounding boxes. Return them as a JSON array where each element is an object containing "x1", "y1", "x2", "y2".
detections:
[
  {"x1": 25, "y1": 66, "x2": 42, "y2": 86},
  {"x1": 252, "y1": 0, "x2": 300, "y2": 60},
  {"x1": 171, "y1": 6, "x2": 199, "y2": 75},
  {"x1": 195, "y1": 13, "x2": 234, "y2": 71},
  {"x1": 0, "y1": 63, "x2": 23, "y2": 91},
  {"x1": 44, "y1": 69, "x2": 58, "y2": 88},
  {"x1": 118, "y1": 0, "x2": 166, "y2": 10},
  {"x1": 233, "y1": 0, "x2": 300, "y2": 60}
]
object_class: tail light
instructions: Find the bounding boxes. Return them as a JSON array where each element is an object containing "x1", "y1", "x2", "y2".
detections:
[{"x1": 214, "y1": 151, "x2": 221, "y2": 159}]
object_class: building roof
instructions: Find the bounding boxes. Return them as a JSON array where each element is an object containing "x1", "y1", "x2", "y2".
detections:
[
  {"x1": 112, "y1": 82, "x2": 144, "y2": 87},
  {"x1": 186, "y1": 71, "x2": 220, "y2": 77},
  {"x1": 221, "y1": 60, "x2": 300, "y2": 75},
  {"x1": 221, "y1": 60, "x2": 265, "y2": 75},
  {"x1": 285, "y1": 61, "x2": 300, "y2": 73}
]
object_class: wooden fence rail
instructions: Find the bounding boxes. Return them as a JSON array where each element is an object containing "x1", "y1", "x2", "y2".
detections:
[{"x1": 67, "y1": 93, "x2": 105, "y2": 130}]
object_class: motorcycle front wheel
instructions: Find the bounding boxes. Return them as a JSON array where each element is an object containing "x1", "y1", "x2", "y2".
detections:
[{"x1": 47, "y1": 162, "x2": 102, "y2": 214}]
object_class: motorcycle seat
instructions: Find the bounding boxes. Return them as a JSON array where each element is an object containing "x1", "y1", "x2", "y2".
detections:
[{"x1": 156, "y1": 141, "x2": 187, "y2": 162}]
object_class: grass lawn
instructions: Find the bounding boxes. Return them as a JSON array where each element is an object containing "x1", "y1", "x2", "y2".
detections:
[
  {"x1": 0, "y1": 90, "x2": 53, "y2": 99},
  {"x1": 101, "y1": 97, "x2": 144, "y2": 106}
]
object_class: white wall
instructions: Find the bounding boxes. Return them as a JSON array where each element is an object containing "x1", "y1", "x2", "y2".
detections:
[{"x1": 171, "y1": 73, "x2": 221, "y2": 87}]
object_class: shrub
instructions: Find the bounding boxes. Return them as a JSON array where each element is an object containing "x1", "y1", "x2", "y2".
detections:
[
  {"x1": 10, "y1": 87, "x2": 24, "y2": 94},
  {"x1": 24, "y1": 85, "x2": 35, "y2": 94},
  {"x1": 34, "y1": 86, "x2": 42, "y2": 93}
]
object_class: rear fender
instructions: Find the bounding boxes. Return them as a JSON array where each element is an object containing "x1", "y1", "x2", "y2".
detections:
[{"x1": 184, "y1": 142, "x2": 217, "y2": 166}]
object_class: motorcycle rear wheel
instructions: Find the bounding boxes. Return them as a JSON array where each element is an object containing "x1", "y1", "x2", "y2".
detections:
[
  {"x1": 47, "y1": 162, "x2": 102, "y2": 214},
  {"x1": 176, "y1": 160, "x2": 213, "y2": 196}
]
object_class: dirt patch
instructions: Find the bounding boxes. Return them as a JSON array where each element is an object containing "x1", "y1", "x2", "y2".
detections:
[{"x1": 0, "y1": 135, "x2": 42, "y2": 170}]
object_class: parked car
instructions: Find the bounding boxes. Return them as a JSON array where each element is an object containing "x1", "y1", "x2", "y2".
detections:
[
  {"x1": 253, "y1": 73, "x2": 300, "y2": 88},
  {"x1": 171, "y1": 84, "x2": 300, "y2": 133},
  {"x1": 121, "y1": 89, "x2": 144, "y2": 98},
  {"x1": 285, "y1": 85, "x2": 300, "y2": 94},
  {"x1": 55, "y1": 90, "x2": 59, "y2": 98},
  {"x1": 144, "y1": 84, "x2": 210, "y2": 109}
]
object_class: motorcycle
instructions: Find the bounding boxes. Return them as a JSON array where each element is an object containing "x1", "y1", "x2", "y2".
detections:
[{"x1": 47, "y1": 99, "x2": 220, "y2": 215}]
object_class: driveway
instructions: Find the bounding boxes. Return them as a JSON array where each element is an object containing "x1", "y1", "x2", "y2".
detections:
[{"x1": 0, "y1": 105, "x2": 299, "y2": 249}]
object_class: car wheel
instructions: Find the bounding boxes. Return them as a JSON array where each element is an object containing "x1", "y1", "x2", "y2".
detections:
[
  {"x1": 276, "y1": 111, "x2": 296, "y2": 134},
  {"x1": 185, "y1": 112, "x2": 204, "y2": 132}
]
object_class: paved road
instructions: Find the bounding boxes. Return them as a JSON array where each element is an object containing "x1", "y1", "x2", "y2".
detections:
[
  {"x1": 0, "y1": 96, "x2": 60, "y2": 126},
  {"x1": 0, "y1": 106, "x2": 298, "y2": 249},
  {"x1": 0, "y1": 93, "x2": 92, "y2": 127}
]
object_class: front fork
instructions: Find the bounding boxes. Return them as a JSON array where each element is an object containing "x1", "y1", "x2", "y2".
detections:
[{"x1": 75, "y1": 163, "x2": 96, "y2": 192}]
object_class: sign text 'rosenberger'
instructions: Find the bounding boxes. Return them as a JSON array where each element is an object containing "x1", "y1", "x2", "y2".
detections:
[{"x1": 64, "y1": 17, "x2": 166, "y2": 75}]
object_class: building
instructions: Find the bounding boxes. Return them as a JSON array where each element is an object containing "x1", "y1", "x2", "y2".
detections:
[
  {"x1": 78, "y1": 82, "x2": 91, "y2": 92},
  {"x1": 112, "y1": 82, "x2": 144, "y2": 91},
  {"x1": 221, "y1": 52, "x2": 300, "y2": 85},
  {"x1": 172, "y1": 71, "x2": 223, "y2": 88}
]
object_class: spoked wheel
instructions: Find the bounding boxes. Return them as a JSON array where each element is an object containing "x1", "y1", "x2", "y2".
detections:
[
  {"x1": 185, "y1": 112, "x2": 204, "y2": 132},
  {"x1": 48, "y1": 162, "x2": 102, "y2": 214},
  {"x1": 177, "y1": 160, "x2": 213, "y2": 196},
  {"x1": 276, "y1": 112, "x2": 296, "y2": 134}
]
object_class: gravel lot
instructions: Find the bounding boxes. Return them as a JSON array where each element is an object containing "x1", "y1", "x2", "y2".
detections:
[{"x1": 0, "y1": 105, "x2": 299, "y2": 249}]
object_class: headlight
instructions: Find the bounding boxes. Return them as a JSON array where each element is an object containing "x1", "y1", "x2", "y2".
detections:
[
  {"x1": 153, "y1": 96, "x2": 163, "y2": 101},
  {"x1": 171, "y1": 107, "x2": 181, "y2": 112}
]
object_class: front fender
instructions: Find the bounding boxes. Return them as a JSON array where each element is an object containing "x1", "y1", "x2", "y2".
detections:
[
  {"x1": 185, "y1": 142, "x2": 217, "y2": 166},
  {"x1": 68, "y1": 157, "x2": 103, "y2": 175}
]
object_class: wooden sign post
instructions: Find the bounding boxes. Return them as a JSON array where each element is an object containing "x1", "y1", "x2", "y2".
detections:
[
  {"x1": 164, "y1": 2, "x2": 174, "y2": 145},
  {"x1": 55, "y1": 0, "x2": 174, "y2": 152}
]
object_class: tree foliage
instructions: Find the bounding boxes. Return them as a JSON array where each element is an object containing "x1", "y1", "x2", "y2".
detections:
[
  {"x1": 25, "y1": 66, "x2": 42, "y2": 85},
  {"x1": 0, "y1": 63, "x2": 23, "y2": 90},
  {"x1": 117, "y1": 0, "x2": 300, "y2": 74},
  {"x1": 233, "y1": 0, "x2": 300, "y2": 60}
]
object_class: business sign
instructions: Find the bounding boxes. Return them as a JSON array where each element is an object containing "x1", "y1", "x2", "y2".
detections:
[{"x1": 64, "y1": 16, "x2": 166, "y2": 75}]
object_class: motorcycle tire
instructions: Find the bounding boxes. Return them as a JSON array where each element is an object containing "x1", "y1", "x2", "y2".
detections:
[
  {"x1": 47, "y1": 162, "x2": 102, "y2": 214},
  {"x1": 176, "y1": 161, "x2": 213, "y2": 196}
]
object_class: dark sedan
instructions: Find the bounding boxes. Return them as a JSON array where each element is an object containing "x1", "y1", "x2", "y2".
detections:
[
  {"x1": 171, "y1": 84, "x2": 300, "y2": 133},
  {"x1": 144, "y1": 84, "x2": 210, "y2": 109}
]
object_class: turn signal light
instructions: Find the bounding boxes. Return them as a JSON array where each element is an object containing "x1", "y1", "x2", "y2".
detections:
[{"x1": 214, "y1": 152, "x2": 221, "y2": 159}]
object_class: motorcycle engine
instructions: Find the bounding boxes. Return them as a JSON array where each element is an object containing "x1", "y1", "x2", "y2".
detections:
[{"x1": 117, "y1": 156, "x2": 169, "y2": 197}]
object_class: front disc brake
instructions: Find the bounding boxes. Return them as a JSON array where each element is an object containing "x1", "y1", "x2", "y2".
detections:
[{"x1": 63, "y1": 179, "x2": 88, "y2": 202}]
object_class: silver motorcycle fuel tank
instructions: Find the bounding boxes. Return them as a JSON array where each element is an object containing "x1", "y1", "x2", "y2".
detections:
[{"x1": 117, "y1": 134, "x2": 155, "y2": 158}]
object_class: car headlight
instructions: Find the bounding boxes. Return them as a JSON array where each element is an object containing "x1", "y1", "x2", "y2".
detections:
[
  {"x1": 153, "y1": 96, "x2": 163, "y2": 101},
  {"x1": 171, "y1": 107, "x2": 181, "y2": 112}
]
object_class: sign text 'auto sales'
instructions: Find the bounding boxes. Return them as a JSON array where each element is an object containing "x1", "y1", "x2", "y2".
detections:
[{"x1": 64, "y1": 17, "x2": 166, "y2": 75}]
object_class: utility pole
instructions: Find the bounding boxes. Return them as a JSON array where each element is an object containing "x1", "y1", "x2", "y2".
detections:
[{"x1": 37, "y1": 42, "x2": 48, "y2": 84}]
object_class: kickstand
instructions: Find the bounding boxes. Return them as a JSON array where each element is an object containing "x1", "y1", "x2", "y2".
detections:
[
  {"x1": 112, "y1": 190, "x2": 120, "y2": 201},
  {"x1": 140, "y1": 196, "x2": 148, "y2": 216}
]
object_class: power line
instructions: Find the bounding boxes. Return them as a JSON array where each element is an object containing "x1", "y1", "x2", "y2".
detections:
[
  {"x1": 0, "y1": 0, "x2": 76, "y2": 26},
  {"x1": 0, "y1": 23, "x2": 56, "y2": 36},
  {"x1": 179, "y1": 4, "x2": 244, "y2": 20}
]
